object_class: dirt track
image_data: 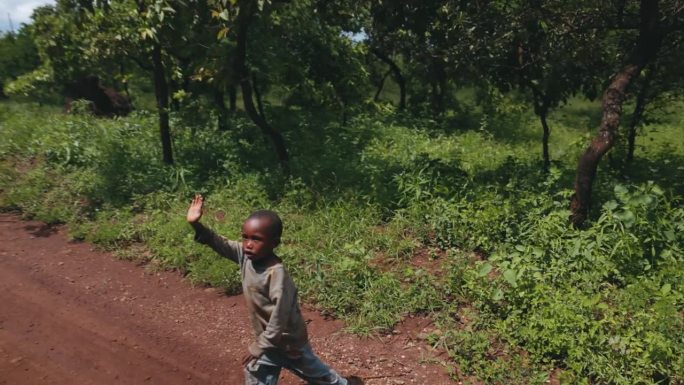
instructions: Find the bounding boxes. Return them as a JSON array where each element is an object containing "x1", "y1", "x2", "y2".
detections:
[{"x1": 0, "y1": 214, "x2": 453, "y2": 385}]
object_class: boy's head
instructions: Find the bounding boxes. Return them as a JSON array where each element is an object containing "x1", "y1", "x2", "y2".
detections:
[{"x1": 241, "y1": 210, "x2": 282, "y2": 262}]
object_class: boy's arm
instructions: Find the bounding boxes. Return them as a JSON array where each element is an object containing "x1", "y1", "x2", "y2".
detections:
[
  {"x1": 191, "y1": 222, "x2": 241, "y2": 264},
  {"x1": 248, "y1": 267, "x2": 296, "y2": 357},
  {"x1": 187, "y1": 194, "x2": 240, "y2": 264}
]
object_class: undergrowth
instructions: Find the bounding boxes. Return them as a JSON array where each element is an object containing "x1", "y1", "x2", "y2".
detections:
[{"x1": 0, "y1": 99, "x2": 682, "y2": 384}]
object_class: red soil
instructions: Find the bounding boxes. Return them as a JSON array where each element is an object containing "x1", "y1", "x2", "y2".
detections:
[{"x1": 0, "y1": 214, "x2": 454, "y2": 385}]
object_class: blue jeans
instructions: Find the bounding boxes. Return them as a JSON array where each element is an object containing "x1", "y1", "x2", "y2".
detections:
[{"x1": 244, "y1": 343, "x2": 347, "y2": 385}]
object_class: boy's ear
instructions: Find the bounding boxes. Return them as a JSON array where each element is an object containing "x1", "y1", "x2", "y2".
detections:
[{"x1": 273, "y1": 237, "x2": 281, "y2": 247}]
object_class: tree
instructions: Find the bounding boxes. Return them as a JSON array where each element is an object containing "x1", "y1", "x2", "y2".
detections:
[
  {"x1": 493, "y1": 0, "x2": 609, "y2": 171},
  {"x1": 370, "y1": 47, "x2": 406, "y2": 110},
  {"x1": 625, "y1": 35, "x2": 684, "y2": 161},
  {"x1": 363, "y1": 1, "x2": 442, "y2": 113},
  {"x1": 209, "y1": 0, "x2": 371, "y2": 168},
  {"x1": 265, "y1": 0, "x2": 370, "y2": 119},
  {"x1": 570, "y1": 0, "x2": 670, "y2": 226},
  {"x1": 231, "y1": 0, "x2": 289, "y2": 170},
  {"x1": 0, "y1": 27, "x2": 40, "y2": 98},
  {"x1": 29, "y1": 0, "x2": 179, "y2": 164}
]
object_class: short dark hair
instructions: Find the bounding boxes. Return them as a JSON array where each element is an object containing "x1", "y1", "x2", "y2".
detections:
[{"x1": 246, "y1": 210, "x2": 283, "y2": 240}]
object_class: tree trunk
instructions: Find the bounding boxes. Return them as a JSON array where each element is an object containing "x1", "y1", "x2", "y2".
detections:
[
  {"x1": 374, "y1": 70, "x2": 391, "y2": 102},
  {"x1": 540, "y1": 109, "x2": 551, "y2": 171},
  {"x1": 432, "y1": 58, "x2": 447, "y2": 115},
  {"x1": 214, "y1": 89, "x2": 229, "y2": 131},
  {"x1": 626, "y1": 73, "x2": 651, "y2": 162},
  {"x1": 430, "y1": 80, "x2": 439, "y2": 113},
  {"x1": 252, "y1": 72, "x2": 266, "y2": 120},
  {"x1": 570, "y1": 0, "x2": 662, "y2": 227},
  {"x1": 372, "y1": 48, "x2": 406, "y2": 111},
  {"x1": 228, "y1": 85, "x2": 237, "y2": 112},
  {"x1": 235, "y1": 0, "x2": 289, "y2": 171},
  {"x1": 120, "y1": 62, "x2": 130, "y2": 100},
  {"x1": 152, "y1": 43, "x2": 173, "y2": 165},
  {"x1": 532, "y1": 89, "x2": 552, "y2": 172},
  {"x1": 339, "y1": 98, "x2": 348, "y2": 126}
]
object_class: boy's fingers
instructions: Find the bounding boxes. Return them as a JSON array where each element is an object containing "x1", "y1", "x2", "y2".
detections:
[{"x1": 191, "y1": 194, "x2": 202, "y2": 205}]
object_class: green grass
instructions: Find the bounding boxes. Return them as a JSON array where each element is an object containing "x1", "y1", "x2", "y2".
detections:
[{"x1": 0, "y1": 95, "x2": 682, "y2": 384}]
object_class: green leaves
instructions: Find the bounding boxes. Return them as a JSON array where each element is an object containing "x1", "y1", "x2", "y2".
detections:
[
  {"x1": 659, "y1": 283, "x2": 671, "y2": 295},
  {"x1": 0, "y1": 26, "x2": 40, "y2": 91},
  {"x1": 476, "y1": 262, "x2": 516, "y2": 287},
  {"x1": 140, "y1": 27, "x2": 156, "y2": 40},
  {"x1": 614, "y1": 209, "x2": 636, "y2": 227},
  {"x1": 4, "y1": 66, "x2": 55, "y2": 100},
  {"x1": 211, "y1": 9, "x2": 230, "y2": 21},
  {"x1": 478, "y1": 262, "x2": 493, "y2": 277},
  {"x1": 503, "y1": 269, "x2": 518, "y2": 287}
]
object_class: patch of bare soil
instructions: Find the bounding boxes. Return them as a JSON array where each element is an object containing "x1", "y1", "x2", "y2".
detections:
[{"x1": 0, "y1": 214, "x2": 454, "y2": 385}]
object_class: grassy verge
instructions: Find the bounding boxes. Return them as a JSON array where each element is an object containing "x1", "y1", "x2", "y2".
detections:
[{"x1": 1, "y1": 98, "x2": 682, "y2": 384}]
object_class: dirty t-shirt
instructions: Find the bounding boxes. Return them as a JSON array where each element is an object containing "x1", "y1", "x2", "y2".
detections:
[{"x1": 192, "y1": 222, "x2": 309, "y2": 357}]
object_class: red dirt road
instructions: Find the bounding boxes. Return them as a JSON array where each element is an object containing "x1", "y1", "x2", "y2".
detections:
[{"x1": 0, "y1": 214, "x2": 453, "y2": 385}]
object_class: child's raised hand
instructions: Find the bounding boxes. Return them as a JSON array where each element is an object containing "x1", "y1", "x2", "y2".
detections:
[{"x1": 186, "y1": 194, "x2": 204, "y2": 223}]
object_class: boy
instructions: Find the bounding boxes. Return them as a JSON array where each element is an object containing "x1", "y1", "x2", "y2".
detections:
[{"x1": 187, "y1": 194, "x2": 357, "y2": 385}]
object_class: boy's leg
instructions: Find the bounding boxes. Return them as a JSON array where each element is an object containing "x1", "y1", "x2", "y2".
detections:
[
  {"x1": 244, "y1": 358, "x2": 282, "y2": 385},
  {"x1": 282, "y1": 344, "x2": 347, "y2": 385}
]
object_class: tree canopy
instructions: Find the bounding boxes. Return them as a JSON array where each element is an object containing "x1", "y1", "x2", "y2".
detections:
[{"x1": 1, "y1": 0, "x2": 683, "y2": 222}]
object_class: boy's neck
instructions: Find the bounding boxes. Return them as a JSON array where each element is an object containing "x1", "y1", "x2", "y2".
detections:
[{"x1": 251, "y1": 253, "x2": 280, "y2": 268}]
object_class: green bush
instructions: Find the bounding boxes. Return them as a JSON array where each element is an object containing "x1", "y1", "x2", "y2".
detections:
[{"x1": 1, "y1": 99, "x2": 682, "y2": 384}]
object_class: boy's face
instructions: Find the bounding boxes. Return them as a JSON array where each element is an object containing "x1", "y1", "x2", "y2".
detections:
[{"x1": 241, "y1": 217, "x2": 279, "y2": 262}]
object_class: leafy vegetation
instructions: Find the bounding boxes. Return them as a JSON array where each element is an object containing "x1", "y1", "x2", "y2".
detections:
[
  {"x1": 0, "y1": 27, "x2": 40, "y2": 98},
  {"x1": 1, "y1": 96, "x2": 682, "y2": 383},
  {"x1": 1, "y1": 0, "x2": 683, "y2": 383}
]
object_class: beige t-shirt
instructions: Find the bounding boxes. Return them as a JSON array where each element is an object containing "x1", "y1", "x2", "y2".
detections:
[{"x1": 193, "y1": 223, "x2": 309, "y2": 357}]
